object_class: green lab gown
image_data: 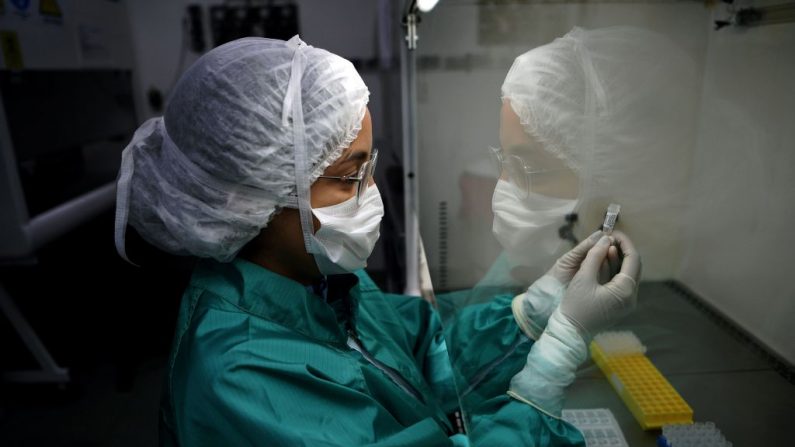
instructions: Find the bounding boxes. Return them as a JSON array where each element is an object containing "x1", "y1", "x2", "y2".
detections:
[{"x1": 159, "y1": 258, "x2": 584, "y2": 446}]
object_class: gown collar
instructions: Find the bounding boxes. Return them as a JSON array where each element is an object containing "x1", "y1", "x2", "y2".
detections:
[{"x1": 191, "y1": 258, "x2": 359, "y2": 344}]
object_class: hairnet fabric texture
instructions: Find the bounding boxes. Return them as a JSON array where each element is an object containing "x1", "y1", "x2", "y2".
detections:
[
  {"x1": 501, "y1": 26, "x2": 697, "y2": 175},
  {"x1": 501, "y1": 26, "x2": 701, "y2": 278},
  {"x1": 120, "y1": 37, "x2": 369, "y2": 262}
]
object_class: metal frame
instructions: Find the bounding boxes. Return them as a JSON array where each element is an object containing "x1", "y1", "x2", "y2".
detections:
[
  {"x1": 0, "y1": 89, "x2": 71, "y2": 385},
  {"x1": 0, "y1": 284, "x2": 70, "y2": 384},
  {"x1": 400, "y1": 2, "x2": 422, "y2": 296}
]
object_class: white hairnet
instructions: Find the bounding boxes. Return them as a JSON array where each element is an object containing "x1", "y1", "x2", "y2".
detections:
[
  {"x1": 115, "y1": 36, "x2": 369, "y2": 263},
  {"x1": 501, "y1": 27, "x2": 701, "y2": 278}
]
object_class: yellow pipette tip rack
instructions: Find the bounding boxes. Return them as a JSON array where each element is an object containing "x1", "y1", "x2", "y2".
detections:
[{"x1": 590, "y1": 331, "x2": 693, "y2": 430}]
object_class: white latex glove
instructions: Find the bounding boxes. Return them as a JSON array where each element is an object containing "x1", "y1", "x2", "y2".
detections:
[
  {"x1": 559, "y1": 230, "x2": 641, "y2": 338},
  {"x1": 512, "y1": 231, "x2": 606, "y2": 339},
  {"x1": 508, "y1": 231, "x2": 641, "y2": 416},
  {"x1": 547, "y1": 230, "x2": 605, "y2": 285}
]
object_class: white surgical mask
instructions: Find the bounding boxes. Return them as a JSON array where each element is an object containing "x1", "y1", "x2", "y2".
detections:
[
  {"x1": 310, "y1": 185, "x2": 384, "y2": 275},
  {"x1": 492, "y1": 179, "x2": 577, "y2": 280}
]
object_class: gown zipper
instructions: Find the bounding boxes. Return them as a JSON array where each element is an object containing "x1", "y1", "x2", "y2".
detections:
[{"x1": 346, "y1": 329, "x2": 424, "y2": 403}]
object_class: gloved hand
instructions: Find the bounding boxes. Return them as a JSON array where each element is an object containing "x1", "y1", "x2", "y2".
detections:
[
  {"x1": 558, "y1": 230, "x2": 641, "y2": 338},
  {"x1": 508, "y1": 231, "x2": 642, "y2": 416},
  {"x1": 547, "y1": 230, "x2": 605, "y2": 285},
  {"x1": 512, "y1": 231, "x2": 606, "y2": 339}
]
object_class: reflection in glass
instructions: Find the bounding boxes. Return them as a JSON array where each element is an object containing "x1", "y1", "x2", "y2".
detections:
[{"x1": 423, "y1": 23, "x2": 703, "y2": 444}]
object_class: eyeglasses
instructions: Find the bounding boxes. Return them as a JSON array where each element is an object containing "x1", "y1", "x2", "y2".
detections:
[
  {"x1": 488, "y1": 146, "x2": 569, "y2": 199},
  {"x1": 317, "y1": 148, "x2": 379, "y2": 206}
]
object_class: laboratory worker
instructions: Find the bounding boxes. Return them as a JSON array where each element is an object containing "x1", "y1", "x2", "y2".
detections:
[{"x1": 114, "y1": 35, "x2": 640, "y2": 446}]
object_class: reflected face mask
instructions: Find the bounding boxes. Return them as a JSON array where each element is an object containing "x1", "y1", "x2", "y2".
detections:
[
  {"x1": 311, "y1": 185, "x2": 384, "y2": 276},
  {"x1": 492, "y1": 179, "x2": 577, "y2": 275}
]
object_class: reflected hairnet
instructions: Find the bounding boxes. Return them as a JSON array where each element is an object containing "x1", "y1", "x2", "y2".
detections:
[
  {"x1": 115, "y1": 37, "x2": 369, "y2": 262},
  {"x1": 501, "y1": 27, "x2": 700, "y2": 278}
]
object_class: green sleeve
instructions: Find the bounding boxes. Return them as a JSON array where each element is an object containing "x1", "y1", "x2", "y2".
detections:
[
  {"x1": 358, "y1": 272, "x2": 583, "y2": 446},
  {"x1": 468, "y1": 395, "x2": 586, "y2": 446},
  {"x1": 386, "y1": 287, "x2": 536, "y2": 411},
  {"x1": 440, "y1": 291, "x2": 534, "y2": 407},
  {"x1": 386, "y1": 293, "x2": 584, "y2": 447}
]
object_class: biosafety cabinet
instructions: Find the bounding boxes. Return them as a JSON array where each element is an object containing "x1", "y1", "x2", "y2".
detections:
[{"x1": 408, "y1": 1, "x2": 795, "y2": 445}]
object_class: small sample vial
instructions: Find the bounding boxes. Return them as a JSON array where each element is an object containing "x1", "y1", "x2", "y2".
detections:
[{"x1": 602, "y1": 203, "x2": 621, "y2": 235}]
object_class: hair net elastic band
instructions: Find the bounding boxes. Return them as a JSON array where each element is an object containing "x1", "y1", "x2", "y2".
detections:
[
  {"x1": 570, "y1": 32, "x2": 602, "y2": 204},
  {"x1": 115, "y1": 137, "x2": 138, "y2": 266},
  {"x1": 283, "y1": 36, "x2": 316, "y2": 253},
  {"x1": 115, "y1": 117, "x2": 168, "y2": 266}
]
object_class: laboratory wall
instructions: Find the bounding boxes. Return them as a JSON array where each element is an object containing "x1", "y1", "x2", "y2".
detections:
[
  {"x1": 125, "y1": 0, "x2": 393, "y2": 120},
  {"x1": 678, "y1": 13, "x2": 795, "y2": 365},
  {"x1": 0, "y1": 0, "x2": 134, "y2": 70},
  {"x1": 415, "y1": 1, "x2": 710, "y2": 291}
]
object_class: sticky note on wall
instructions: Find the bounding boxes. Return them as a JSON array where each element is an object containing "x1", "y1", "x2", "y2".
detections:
[{"x1": 1, "y1": 30, "x2": 24, "y2": 70}]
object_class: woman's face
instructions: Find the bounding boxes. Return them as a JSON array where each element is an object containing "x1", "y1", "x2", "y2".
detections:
[
  {"x1": 499, "y1": 101, "x2": 579, "y2": 200},
  {"x1": 240, "y1": 108, "x2": 375, "y2": 283}
]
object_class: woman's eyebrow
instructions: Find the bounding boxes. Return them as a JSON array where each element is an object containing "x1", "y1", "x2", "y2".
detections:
[
  {"x1": 344, "y1": 149, "x2": 370, "y2": 162},
  {"x1": 327, "y1": 148, "x2": 370, "y2": 171}
]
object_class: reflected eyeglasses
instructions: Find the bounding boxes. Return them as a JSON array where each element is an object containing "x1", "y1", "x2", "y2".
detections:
[{"x1": 488, "y1": 146, "x2": 568, "y2": 199}]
